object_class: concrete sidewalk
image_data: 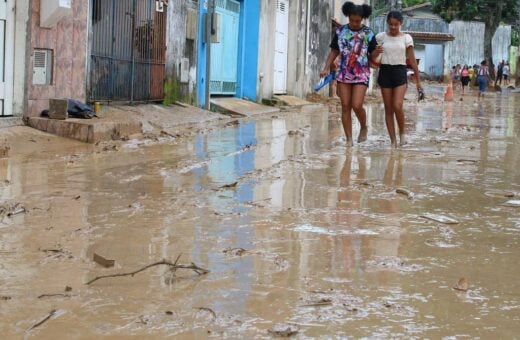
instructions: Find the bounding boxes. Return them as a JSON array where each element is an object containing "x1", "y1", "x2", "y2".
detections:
[
  {"x1": 26, "y1": 103, "x2": 228, "y2": 144},
  {"x1": 24, "y1": 96, "x2": 325, "y2": 143}
]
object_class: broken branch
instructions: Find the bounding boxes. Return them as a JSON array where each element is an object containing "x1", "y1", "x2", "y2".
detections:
[
  {"x1": 86, "y1": 259, "x2": 209, "y2": 285},
  {"x1": 29, "y1": 309, "x2": 57, "y2": 330}
]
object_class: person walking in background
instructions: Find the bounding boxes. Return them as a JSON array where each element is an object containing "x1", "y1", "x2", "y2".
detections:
[
  {"x1": 503, "y1": 62, "x2": 510, "y2": 86},
  {"x1": 373, "y1": 10, "x2": 422, "y2": 148},
  {"x1": 495, "y1": 60, "x2": 504, "y2": 87},
  {"x1": 468, "y1": 65, "x2": 475, "y2": 83},
  {"x1": 477, "y1": 60, "x2": 490, "y2": 100},
  {"x1": 320, "y1": 1, "x2": 376, "y2": 147},
  {"x1": 460, "y1": 64, "x2": 470, "y2": 97}
]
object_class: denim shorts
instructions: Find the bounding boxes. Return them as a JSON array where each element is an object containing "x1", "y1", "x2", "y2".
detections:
[{"x1": 477, "y1": 75, "x2": 488, "y2": 92}]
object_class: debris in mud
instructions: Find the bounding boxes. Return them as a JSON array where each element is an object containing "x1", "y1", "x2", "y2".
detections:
[
  {"x1": 40, "y1": 247, "x2": 74, "y2": 259},
  {"x1": 288, "y1": 130, "x2": 304, "y2": 137},
  {"x1": 165, "y1": 311, "x2": 173, "y2": 315},
  {"x1": 37, "y1": 293, "x2": 71, "y2": 299},
  {"x1": 0, "y1": 296, "x2": 11, "y2": 300},
  {"x1": 93, "y1": 253, "x2": 115, "y2": 268},
  {"x1": 268, "y1": 323, "x2": 300, "y2": 337},
  {"x1": 396, "y1": 188, "x2": 415, "y2": 200},
  {"x1": 300, "y1": 298, "x2": 332, "y2": 307},
  {"x1": 503, "y1": 200, "x2": 520, "y2": 207},
  {"x1": 453, "y1": 277, "x2": 469, "y2": 292},
  {"x1": 195, "y1": 307, "x2": 217, "y2": 321},
  {"x1": 367, "y1": 256, "x2": 423, "y2": 272},
  {"x1": 420, "y1": 213, "x2": 459, "y2": 224},
  {"x1": 0, "y1": 144, "x2": 10, "y2": 158},
  {"x1": 86, "y1": 257, "x2": 209, "y2": 285},
  {"x1": 28, "y1": 309, "x2": 58, "y2": 330},
  {"x1": 0, "y1": 203, "x2": 27, "y2": 217},
  {"x1": 160, "y1": 130, "x2": 176, "y2": 138},
  {"x1": 225, "y1": 119, "x2": 240, "y2": 127},
  {"x1": 73, "y1": 195, "x2": 81, "y2": 200},
  {"x1": 456, "y1": 159, "x2": 478, "y2": 164},
  {"x1": 102, "y1": 144, "x2": 119, "y2": 152},
  {"x1": 343, "y1": 304, "x2": 358, "y2": 312},
  {"x1": 274, "y1": 256, "x2": 290, "y2": 271},
  {"x1": 223, "y1": 247, "x2": 248, "y2": 256},
  {"x1": 219, "y1": 182, "x2": 238, "y2": 189}
]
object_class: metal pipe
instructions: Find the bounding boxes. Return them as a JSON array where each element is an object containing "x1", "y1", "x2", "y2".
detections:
[{"x1": 204, "y1": 0, "x2": 215, "y2": 110}]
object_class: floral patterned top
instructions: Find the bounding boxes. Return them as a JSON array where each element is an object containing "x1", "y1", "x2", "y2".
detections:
[{"x1": 330, "y1": 25, "x2": 377, "y2": 84}]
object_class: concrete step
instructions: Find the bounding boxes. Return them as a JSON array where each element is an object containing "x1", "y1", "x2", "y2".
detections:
[
  {"x1": 27, "y1": 117, "x2": 142, "y2": 144},
  {"x1": 211, "y1": 98, "x2": 280, "y2": 117}
]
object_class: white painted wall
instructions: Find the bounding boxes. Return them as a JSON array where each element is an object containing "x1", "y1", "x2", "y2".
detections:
[
  {"x1": 424, "y1": 44, "x2": 444, "y2": 76},
  {"x1": 13, "y1": 0, "x2": 29, "y2": 117},
  {"x1": 492, "y1": 25, "x2": 511, "y2": 64},
  {"x1": 445, "y1": 21, "x2": 511, "y2": 75}
]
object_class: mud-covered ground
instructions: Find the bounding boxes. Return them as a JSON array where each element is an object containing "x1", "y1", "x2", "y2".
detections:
[{"x1": 1, "y1": 86, "x2": 519, "y2": 338}]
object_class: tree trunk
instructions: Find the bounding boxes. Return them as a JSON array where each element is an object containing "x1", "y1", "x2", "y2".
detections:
[
  {"x1": 484, "y1": 26, "x2": 495, "y2": 76},
  {"x1": 484, "y1": 1, "x2": 504, "y2": 70}
]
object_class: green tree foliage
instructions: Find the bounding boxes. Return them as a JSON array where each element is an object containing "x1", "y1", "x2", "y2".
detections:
[{"x1": 431, "y1": 0, "x2": 519, "y2": 63}]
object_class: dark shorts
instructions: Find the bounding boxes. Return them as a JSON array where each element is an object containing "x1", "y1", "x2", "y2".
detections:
[
  {"x1": 504, "y1": 74, "x2": 509, "y2": 80},
  {"x1": 461, "y1": 76, "x2": 470, "y2": 86},
  {"x1": 377, "y1": 65, "x2": 408, "y2": 88}
]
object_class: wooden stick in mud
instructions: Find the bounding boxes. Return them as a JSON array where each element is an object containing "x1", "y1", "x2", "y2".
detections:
[
  {"x1": 29, "y1": 309, "x2": 57, "y2": 330},
  {"x1": 86, "y1": 258, "x2": 209, "y2": 285}
]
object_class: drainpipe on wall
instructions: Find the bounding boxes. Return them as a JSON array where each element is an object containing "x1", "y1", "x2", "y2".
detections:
[
  {"x1": 304, "y1": 0, "x2": 311, "y2": 75},
  {"x1": 204, "y1": 0, "x2": 216, "y2": 110}
]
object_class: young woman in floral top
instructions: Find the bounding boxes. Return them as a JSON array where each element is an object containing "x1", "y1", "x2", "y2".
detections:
[{"x1": 320, "y1": 1, "x2": 377, "y2": 147}]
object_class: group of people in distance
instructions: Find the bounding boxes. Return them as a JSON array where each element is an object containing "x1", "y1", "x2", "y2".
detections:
[
  {"x1": 321, "y1": 2, "x2": 422, "y2": 149},
  {"x1": 451, "y1": 60, "x2": 511, "y2": 100}
]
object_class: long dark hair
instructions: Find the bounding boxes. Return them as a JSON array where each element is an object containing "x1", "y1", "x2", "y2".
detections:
[
  {"x1": 386, "y1": 10, "x2": 404, "y2": 23},
  {"x1": 342, "y1": 1, "x2": 372, "y2": 19}
]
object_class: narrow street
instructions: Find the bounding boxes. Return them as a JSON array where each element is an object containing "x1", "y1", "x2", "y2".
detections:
[{"x1": 1, "y1": 88, "x2": 519, "y2": 338}]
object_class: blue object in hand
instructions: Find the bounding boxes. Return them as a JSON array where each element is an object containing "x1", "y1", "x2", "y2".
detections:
[{"x1": 314, "y1": 71, "x2": 336, "y2": 92}]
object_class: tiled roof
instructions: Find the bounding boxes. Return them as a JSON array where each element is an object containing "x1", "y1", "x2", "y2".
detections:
[{"x1": 404, "y1": 31, "x2": 455, "y2": 42}]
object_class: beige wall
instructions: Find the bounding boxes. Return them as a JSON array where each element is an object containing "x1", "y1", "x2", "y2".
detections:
[{"x1": 26, "y1": 0, "x2": 89, "y2": 117}]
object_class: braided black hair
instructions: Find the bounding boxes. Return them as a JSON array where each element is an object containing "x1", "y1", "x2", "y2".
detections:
[{"x1": 342, "y1": 1, "x2": 372, "y2": 19}]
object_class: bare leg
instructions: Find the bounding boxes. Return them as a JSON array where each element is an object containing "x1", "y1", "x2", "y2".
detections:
[
  {"x1": 381, "y1": 87, "x2": 397, "y2": 148},
  {"x1": 337, "y1": 83, "x2": 354, "y2": 146},
  {"x1": 351, "y1": 84, "x2": 368, "y2": 143},
  {"x1": 392, "y1": 84, "x2": 408, "y2": 146}
]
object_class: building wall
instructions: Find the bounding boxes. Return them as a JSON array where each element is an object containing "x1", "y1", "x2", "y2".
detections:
[
  {"x1": 424, "y1": 44, "x2": 444, "y2": 76},
  {"x1": 371, "y1": 16, "x2": 449, "y2": 34},
  {"x1": 165, "y1": 0, "x2": 198, "y2": 105},
  {"x1": 13, "y1": 0, "x2": 30, "y2": 117},
  {"x1": 26, "y1": 0, "x2": 89, "y2": 117},
  {"x1": 492, "y1": 25, "x2": 511, "y2": 64},
  {"x1": 257, "y1": 0, "x2": 277, "y2": 101},
  {"x1": 510, "y1": 46, "x2": 519, "y2": 74},
  {"x1": 444, "y1": 21, "x2": 485, "y2": 72},
  {"x1": 258, "y1": 0, "x2": 333, "y2": 101},
  {"x1": 196, "y1": 0, "x2": 260, "y2": 108}
]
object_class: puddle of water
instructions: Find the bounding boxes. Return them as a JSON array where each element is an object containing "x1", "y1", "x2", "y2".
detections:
[{"x1": 0, "y1": 91, "x2": 520, "y2": 338}]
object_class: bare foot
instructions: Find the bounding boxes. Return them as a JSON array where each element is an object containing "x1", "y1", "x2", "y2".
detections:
[
  {"x1": 399, "y1": 134, "x2": 407, "y2": 146},
  {"x1": 357, "y1": 127, "x2": 368, "y2": 143},
  {"x1": 346, "y1": 139, "x2": 354, "y2": 147},
  {"x1": 390, "y1": 140, "x2": 398, "y2": 149}
]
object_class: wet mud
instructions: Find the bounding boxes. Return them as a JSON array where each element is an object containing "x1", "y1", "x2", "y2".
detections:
[{"x1": 1, "y1": 88, "x2": 520, "y2": 338}]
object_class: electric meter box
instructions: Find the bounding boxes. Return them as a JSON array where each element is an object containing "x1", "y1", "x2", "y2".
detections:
[{"x1": 40, "y1": 0, "x2": 72, "y2": 28}]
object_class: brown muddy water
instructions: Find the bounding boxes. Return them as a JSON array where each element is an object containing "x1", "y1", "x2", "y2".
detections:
[{"x1": 1, "y1": 91, "x2": 520, "y2": 338}]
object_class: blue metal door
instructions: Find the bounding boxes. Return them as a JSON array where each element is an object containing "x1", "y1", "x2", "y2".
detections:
[{"x1": 210, "y1": 0, "x2": 240, "y2": 95}]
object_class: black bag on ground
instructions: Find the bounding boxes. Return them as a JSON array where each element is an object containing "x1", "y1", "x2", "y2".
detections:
[{"x1": 67, "y1": 99, "x2": 97, "y2": 119}]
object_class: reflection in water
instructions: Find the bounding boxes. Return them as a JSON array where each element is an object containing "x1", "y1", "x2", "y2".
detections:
[{"x1": 0, "y1": 94, "x2": 520, "y2": 337}]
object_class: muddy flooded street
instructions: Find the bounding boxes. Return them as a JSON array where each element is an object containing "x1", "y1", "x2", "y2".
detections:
[{"x1": 1, "y1": 90, "x2": 520, "y2": 338}]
